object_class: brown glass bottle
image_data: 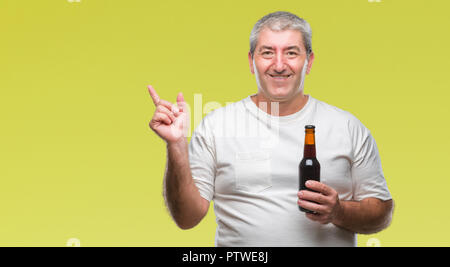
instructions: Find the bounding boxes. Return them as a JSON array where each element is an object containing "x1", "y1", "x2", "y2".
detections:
[{"x1": 299, "y1": 125, "x2": 321, "y2": 213}]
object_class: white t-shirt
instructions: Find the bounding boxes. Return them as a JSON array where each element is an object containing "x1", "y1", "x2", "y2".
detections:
[{"x1": 188, "y1": 94, "x2": 392, "y2": 247}]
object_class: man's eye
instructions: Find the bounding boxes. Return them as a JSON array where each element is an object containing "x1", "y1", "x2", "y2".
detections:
[
  {"x1": 262, "y1": 51, "x2": 273, "y2": 55},
  {"x1": 287, "y1": 52, "x2": 298, "y2": 56}
]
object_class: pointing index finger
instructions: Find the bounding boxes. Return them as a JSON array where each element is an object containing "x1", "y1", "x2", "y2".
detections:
[{"x1": 147, "y1": 85, "x2": 160, "y2": 106}]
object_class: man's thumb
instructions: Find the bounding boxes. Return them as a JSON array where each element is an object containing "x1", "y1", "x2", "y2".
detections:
[
  {"x1": 176, "y1": 92, "x2": 187, "y2": 112},
  {"x1": 176, "y1": 92, "x2": 185, "y2": 104}
]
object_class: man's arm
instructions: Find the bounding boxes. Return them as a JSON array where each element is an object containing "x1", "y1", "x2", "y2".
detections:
[
  {"x1": 164, "y1": 140, "x2": 210, "y2": 230},
  {"x1": 298, "y1": 180, "x2": 394, "y2": 234},
  {"x1": 147, "y1": 85, "x2": 209, "y2": 230},
  {"x1": 332, "y1": 198, "x2": 393, "y2": 234}
]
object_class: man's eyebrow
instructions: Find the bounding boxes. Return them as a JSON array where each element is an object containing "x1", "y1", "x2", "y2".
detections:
[
  {"x1": 259, "y1": 45, "x2": 274, "y2": 51},
  {"x1": 259, "y1": 45, "x2": 301, "y2": 51},
  {"x1": 286, "y1": 46, "x2": 301, "y2": 51}
]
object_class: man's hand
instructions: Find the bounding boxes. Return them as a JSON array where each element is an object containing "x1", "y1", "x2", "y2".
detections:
[
  {"x1": 297, "y1": 180, "x2": 341, "y2": 225},
  {"x1": 147, "y1": 85, "x2": 190, "y2": 144},
  {"x1": 298, "y1": 180, "x2": 394, "y2": 234}
]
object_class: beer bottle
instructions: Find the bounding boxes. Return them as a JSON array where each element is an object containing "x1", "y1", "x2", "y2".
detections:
[{"x1": 299, "y1": 125, "x2": 321, "y2": 213}]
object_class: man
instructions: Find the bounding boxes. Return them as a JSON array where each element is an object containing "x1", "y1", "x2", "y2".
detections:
[{"x1": 148, "y1": 11, "x2": 393, "y2": 246}]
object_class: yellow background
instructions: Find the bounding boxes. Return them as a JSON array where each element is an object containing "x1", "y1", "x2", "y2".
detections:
[{"x1": 1, "y1": 0, "x2": 449, "y2": 247}]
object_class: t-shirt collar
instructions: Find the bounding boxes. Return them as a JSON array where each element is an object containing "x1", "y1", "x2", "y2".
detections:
[{"x1": 243, "y1": 93, "x2": 315, "y2": 124}]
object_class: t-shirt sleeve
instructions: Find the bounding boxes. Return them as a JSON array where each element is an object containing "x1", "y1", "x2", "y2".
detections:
[
  {"x1": 348, "y1": 115, "x2": 392, "y2": 201},
  {"x1": 188, "y1": 116, "x2": 216, "y2": 202}
]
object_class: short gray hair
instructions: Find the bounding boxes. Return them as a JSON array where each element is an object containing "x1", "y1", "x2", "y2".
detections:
[{"x1": 249, "y1": 11, "x2": 312, "y2": 59}]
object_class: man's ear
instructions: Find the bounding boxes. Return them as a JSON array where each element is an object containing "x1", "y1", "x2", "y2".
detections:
[
  {"x1": 306, "y1": 52, "x2": 314, "y2": 75},
  {"x1": 248, "y1": 51, "x2": 255, "y2": 74}
]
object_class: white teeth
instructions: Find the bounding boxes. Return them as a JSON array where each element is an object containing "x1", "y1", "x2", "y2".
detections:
[{"x1": 271, "y1": 75, "x2": 290, "y2": 78}]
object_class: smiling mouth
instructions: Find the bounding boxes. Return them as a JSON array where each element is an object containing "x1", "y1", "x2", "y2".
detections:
[{"x1": 268, "y1": 74, "x2": 292, "y2": 80}]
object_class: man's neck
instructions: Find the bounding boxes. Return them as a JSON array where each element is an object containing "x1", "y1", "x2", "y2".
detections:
[{"x1": 251, "y1": 92, "x2": 309, "y2": 117}]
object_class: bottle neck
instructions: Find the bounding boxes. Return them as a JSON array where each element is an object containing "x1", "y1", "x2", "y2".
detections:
[{"x1": 303, "y1": 130, "x2": 316, "y2": 158}]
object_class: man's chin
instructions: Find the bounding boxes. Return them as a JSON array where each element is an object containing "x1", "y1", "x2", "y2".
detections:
[{"x1": 264, "y1": 88, "x2": 297, "y2": 101}]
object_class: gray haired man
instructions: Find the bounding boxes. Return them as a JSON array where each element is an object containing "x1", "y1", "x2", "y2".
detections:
[{"x1": 148, "y1": 11, "x2": 394, "y2": 247}]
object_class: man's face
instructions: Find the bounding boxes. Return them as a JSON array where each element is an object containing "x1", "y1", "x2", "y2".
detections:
[{"x1": 249, "y1": 28, "x2": 313, "y2": 101}]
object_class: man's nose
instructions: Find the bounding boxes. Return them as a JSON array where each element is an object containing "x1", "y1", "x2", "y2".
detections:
[{"x1": 273, "y1": 53, "x2": 287, "y2": 73}]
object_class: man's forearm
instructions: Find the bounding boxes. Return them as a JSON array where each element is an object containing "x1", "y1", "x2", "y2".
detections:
[
  {"x1": 332, "y1": 198, "x2": 394, "y2": 234},
  {"x1": 163, "y1": 139, "x2": 206, "y2": 229}
]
